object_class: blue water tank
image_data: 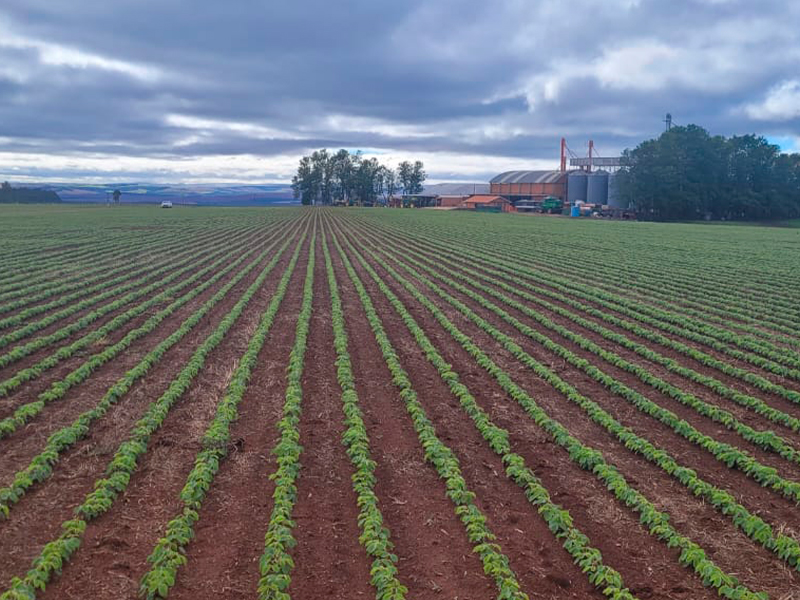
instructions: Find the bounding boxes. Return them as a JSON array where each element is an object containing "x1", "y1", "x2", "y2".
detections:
[{"x1": 570, "y1": 205, "x2": 581, "y2": 217}]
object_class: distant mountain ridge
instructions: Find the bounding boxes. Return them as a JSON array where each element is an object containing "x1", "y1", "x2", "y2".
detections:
[{"x1": 16, "y1": 182, "x2": 297, "y2": 206}]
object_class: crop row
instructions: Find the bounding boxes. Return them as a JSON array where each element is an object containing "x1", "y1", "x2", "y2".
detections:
[
  {"x1": 391, "y1": 214, "x2": 800, "y2": 320},
  {"x1": 0, "y1": 231, "x2": 294, "y2": 517},
  {"x1": 524, "y1": 243, "x2": 800, "y2": 325},
  {"x1": 0, "y1": 222, "x2": 300, "y2": 434},
  {"x1": 349, "y1": 226, "x2": 800, "y2": 572},
  {"x1": 465, "y1": 244, "x2": 800, "y2": 406},
  {"x1": 0, "y1": 224, "x2": 229, "y2": 307},
  {"x1": 367, "y1": 216, "x2": 800, "y2": 347},
  {"x1": 0, "y1": 244, "x2": 235, "y2": 369},
  {"x1": 0, "y1": 222, "x2": 262, "y2": 330},
  {"x1": 256, "y1": 224, "x2": 316, "y2": 600},
  {"x1": 0, "y1": 220, "x2": 234, "y2": 299},
  {"x1": 0, "y1": 221, "x2": 295, "y2": 398},
  {"x1": 335, "y1": 218, "x2": 767, "y2": 599},
  {"x1": 360, "y1": 219, "x2": 800, "y2": 408},
  {"x1": 355, "y1": 224, "x2": 800, "y2": 452},
  {"x1": 394, "y1": 241, "x2": 800, "y2": 461},
  {"x1": 373, "y1": 215, "x2": 800, "y2": 358},
  {"x1": 329, "y1": 227, "x2": 530, "y2": 600},
  {"x1": 140, "y1": 225, "x2": 308, "y2": 599},
  {"x1": 0, "y1": 229, "x2": 175, "y2": 293},
  {"x1": 322, "y1": 229, "x2": 407, "y2": 599},
  {"x1": 0, "y1": 232, "x2": 245, "y2": 348},
  {"x1": 327, "y1": 221, "x2": 636, "y2": 599},
  {"x1": 0, "y1": 225, "x2": 307, "y2": 600},
  {"x1": 485, "y1": 228, "x2": 800, "y2": 327},
  {"x1": 486, "y1": 223, "x2": 800, "y2": 342}
]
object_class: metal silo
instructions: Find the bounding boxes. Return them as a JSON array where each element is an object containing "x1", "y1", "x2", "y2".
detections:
[
  {"x1": 587, "y1": 170, "x2": 608, "y2": 205},
  {"x1": 607, "y1": 172, "x2": 624, "y2": 208},
  {"x1": 567, "y1": 171, "x2": 587, "y2": 205}
]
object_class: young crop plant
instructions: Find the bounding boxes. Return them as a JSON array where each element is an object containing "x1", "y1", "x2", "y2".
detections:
[
  {"x1": 0, "y1": 228, "x2": 308, "y2": 600},
  {"x1": 340, "y1": 231, "x2": 766, "y2": 600},
  {"x1": 0, "y1": 232, "x2": 295, "y2": 518},
  {"x1": 359, "y1": 233, "x2": 800, "y2": 572},
  {"x1": 362, "y1": 230, "x2": 800, "y2": 468},
  {"x1": 0, "y1": 221, "x2": 298, "y2": 401},
  {"x1": 321, "y1": 229, "x2": 407, "y2": 600},
  {"x1": 0, "y1": 230, "x2": 294, "y2": 438},
  {"x1": 330, "y1": 225, "x2": 637, "y2": 599},
  {"x1": 257, "y1": 223, "x2": 317, "y2": 600},
  {"x1": 328, "y1": 223, "x2": 530, "y2": 600},
  {"x1": 139, "y1": 228, "x2": 309, "y2": 600}
]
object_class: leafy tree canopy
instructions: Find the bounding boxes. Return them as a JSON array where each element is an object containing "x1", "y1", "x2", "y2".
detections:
[
  {"x1": 618, "y1": 126, "x2": 800, "y2": 221},
  {"x1": 292, "y1": 150, "x2": 425, "y2": 206},
  {"x1": 0, "y1": 182, "x2": 62, "y2": 204}
]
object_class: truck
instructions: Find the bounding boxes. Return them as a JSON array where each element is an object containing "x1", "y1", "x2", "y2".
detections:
[{"x1": 540, "y1": 196, "x2": 563, "y2": 214}]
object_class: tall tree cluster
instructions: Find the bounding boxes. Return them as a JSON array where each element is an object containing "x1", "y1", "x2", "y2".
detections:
[
  {"x1": 0, "y1": 182, "x2": 61, "y2": 204},
  {"x1": 291, "y1": 149, "x2": 425, "y2": 206},
  {"x1": 618, "y1": 126, "x2": 800, "y2": 221}
]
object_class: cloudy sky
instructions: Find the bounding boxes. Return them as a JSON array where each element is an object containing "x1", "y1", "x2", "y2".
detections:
[{"x1": 1, "y1": 0, "x2": 799, "y2": 183}]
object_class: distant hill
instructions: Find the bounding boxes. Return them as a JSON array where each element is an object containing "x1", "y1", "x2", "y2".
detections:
[
  {"x1": 0, "y1": 182, "x2": 61, "y2": 203},
  {"x1": 15, "y1": 183, "x2": 298, "y2": 206}
]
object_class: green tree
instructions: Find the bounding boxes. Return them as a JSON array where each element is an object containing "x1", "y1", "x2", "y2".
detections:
[
  {"x1": 379, "y1": 166, "x2": 397, "y2": 205},
  {"x1": 397, "y1": 160, "x2": 426, "y2": 196},
  {"x1": 332, "y1": 149, "x2": 355, "y2": 204},
  {"x1": 353, "y1": 157, "x2": 383, "y2": 205},
  {"x1": 615, "y1": 125, "x2": 800, "y2": 221},
  {"x1": 311, "y1": 149, "x2": 335, "y2": 205},
  {"x1": 291, "y1": 156, "x2": 319, "y2": 205}
]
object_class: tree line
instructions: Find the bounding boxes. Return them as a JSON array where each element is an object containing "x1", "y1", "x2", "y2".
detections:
[
  {"x1": 0, "y1": 182, "x2": 61, "y2": 204},
  {"x1": 618, "y1": 126, "x2": 800, "y2": 221},
  {"x1": 291, "y1": 149, "x2": 426, "y2": 206}
]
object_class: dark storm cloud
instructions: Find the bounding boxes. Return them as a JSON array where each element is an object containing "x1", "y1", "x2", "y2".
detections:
[{"x1": 0, "y1": 0, "x2": 798, "y2": 182}]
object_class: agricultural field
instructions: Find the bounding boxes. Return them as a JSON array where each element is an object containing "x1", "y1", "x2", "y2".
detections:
[{"x1": 1, "y1": 203, "x2": 800, "y2": 600}]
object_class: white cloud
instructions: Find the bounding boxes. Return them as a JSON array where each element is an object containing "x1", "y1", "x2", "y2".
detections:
[
  {"x1": 319, "y1": 115, "x2": 438, "y2": 139},
  {"x1": 0, "y1": 148, "x2": 555, "y2": 184},
  {"x1": 744, "y1": 80, "x2": 800, "y2": 121},
  {"x1": 0, "y1": 21, "x2": 162, "y2": 82},
  {"x1": 164, "y1": 114, "x2": 304, "y2": 140}
]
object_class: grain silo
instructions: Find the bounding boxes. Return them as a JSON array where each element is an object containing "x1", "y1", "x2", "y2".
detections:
[
  {"x1": 566, "y1": 171, "x2": 587, "y2": 205},
  {"x1": 587, "y1": 170, "x2": 608, "y2": 205},
  {"x1": 607, "y1": 172, "x2": 624, "y2": 208}
]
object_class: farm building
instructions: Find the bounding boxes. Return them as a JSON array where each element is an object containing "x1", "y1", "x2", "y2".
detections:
[
  {"x1": 462, "y1": 194, "x2": 514, "y2": 212},
  {"x1": 490, "y1": 170, "x2": 568, "y2": 204},
  {"x1": 427, "y1": 183, "x2": 489, "y2": 207},
  {"x1": 400, "y1": 183, "x2": 490, "y2": 208}
]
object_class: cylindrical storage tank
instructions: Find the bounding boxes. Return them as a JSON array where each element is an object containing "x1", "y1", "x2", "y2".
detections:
[
  {"x1": 587, "y1": 170, "x2": 608, "y2": 205},
  {"x1": 607, "y1": 172, "x2": 623, "y2": 208},
  {"x1": 570, "y1": 205, "x2": 580, "y2": 217},
  {"x1": 567, "y1": 171, "x2": 587, "y2": 205}
]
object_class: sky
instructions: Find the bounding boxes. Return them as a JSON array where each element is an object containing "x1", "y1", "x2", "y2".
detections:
[{"x1": 0, "y1": 0, "x2": 799, "y2": 184}]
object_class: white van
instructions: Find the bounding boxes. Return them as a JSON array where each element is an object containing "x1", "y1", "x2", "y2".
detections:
[{"x1": 160, "y1": 201, "x2": 173, "y2": 208}]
